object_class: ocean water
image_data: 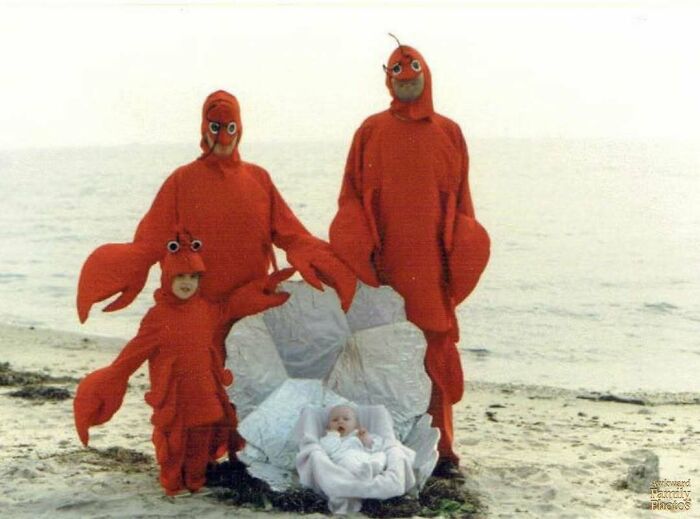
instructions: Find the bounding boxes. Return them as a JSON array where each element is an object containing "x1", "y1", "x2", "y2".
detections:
[{"x1": 1, "y1": 139, "x2": 698, "y2": 393}]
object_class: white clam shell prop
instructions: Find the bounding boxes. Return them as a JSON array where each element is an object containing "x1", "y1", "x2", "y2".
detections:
[{"x1": 226, "y1": 281, "x2": 439, "y2": 492}]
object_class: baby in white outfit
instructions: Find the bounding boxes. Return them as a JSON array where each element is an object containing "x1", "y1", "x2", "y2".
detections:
[{"x1": 319, "y1": 405, "x2": 387, "y2": 480}]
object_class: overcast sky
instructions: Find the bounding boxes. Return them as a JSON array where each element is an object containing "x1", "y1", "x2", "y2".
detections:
[{"x1": 0, "y1": 0, "x2": 698, "y2": 149}]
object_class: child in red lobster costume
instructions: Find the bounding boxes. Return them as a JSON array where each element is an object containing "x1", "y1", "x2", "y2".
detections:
[
  {"x1": 77, "y1": 90, "x2": 356, "y2": 455},
  {"x1": 74, "y1": 233, "x2": 294, "y2": 495},
  {"x1": 330, "y1": 43, "x2": 490, "y2": 478}
]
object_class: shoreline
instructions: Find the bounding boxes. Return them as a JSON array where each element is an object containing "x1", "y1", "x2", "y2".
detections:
[
  {"x1": 1, "y1": 323, "x2": 699, "y2": 517},
  {"x1": 6, "y1": 322, "x2": 700, "y2": 401}
]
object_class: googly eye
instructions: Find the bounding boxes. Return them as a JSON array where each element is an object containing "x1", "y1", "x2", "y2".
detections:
[
  {"x1": 208, "y1": 121, "x2": 221, "y2": 134},
  {"x1": 190, "y1": 239, "x2": 203, "y2": 252},
  {"x1": 391, "y1": 63, "x2": 402, "y2": 76},
  {"x1": 410, "y1": 59, "x2": 422, "y2": 72},
  {"x1": 226, "y1": 122, "x2": 237, "y2": 135},
  {"x1": 167, "y1": 240, "x2": 180, "y2": 253}
]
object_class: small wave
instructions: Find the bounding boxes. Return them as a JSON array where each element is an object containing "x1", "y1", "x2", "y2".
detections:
[
  {"x1": 643, "y1": 302, "x2": 679, "y2": 313},
  {"x1": 0, "y1": 273, "x2": 26, "y2": 284},
  {"x1": 465, "y1": 348, "x2": 491, "y2": 359}
]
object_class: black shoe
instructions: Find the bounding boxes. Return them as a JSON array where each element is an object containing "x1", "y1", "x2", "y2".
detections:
[
  {"x1": 227, "y1": 454, "x2": 249, "y2": 473},
  {"x1": 431, "y1": 458, "x2": 466, "y2": 480},
  {"x1": 205, "y1": 457, "x2": 249, "y2": 487}
]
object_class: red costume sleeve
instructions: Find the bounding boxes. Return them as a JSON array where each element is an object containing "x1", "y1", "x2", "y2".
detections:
[
  {"x1": 73, "y1": 308, "x2": 160, "y2": 445},
  {"x1": 329, "y1": 125, "x2": 381, "y2": 287},
  {"x1": 258, "y1": 169, "x2": 357, "y2": 311}
]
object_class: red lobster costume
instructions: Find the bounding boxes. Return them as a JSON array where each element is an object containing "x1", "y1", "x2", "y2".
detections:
[
  {"x1": 77, "y1": 90, "x2": 356, "y2": 455},
  {"x1": 330, "y1": 45, "x2": 490, "y2": 465},
  {"x1": 74, "y1": 234, "x2": 294, "y2": 494}
]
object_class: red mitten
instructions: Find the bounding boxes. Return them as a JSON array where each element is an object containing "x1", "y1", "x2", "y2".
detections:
[{"x1": 73, "y1": 367, "x2": 128, "y2": 446}]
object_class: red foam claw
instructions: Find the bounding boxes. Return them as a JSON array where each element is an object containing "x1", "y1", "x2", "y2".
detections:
[
  {"x1": 102, "y1": 280, "x2": 148, "y2": 314},
  {"x1": 294, "y1": 260, "x2": 324, "y2": 291},
  {"x1": 309, "y1": 254, "x2": 357, "y2": 313},
  {"x1": 73, "y1": 367, "x2": 128, "y2": 446},
  {"x1": 77, "y1": 243, "x2": 154, "y2": 323},
  {"x1": 73, "y1": 393, "x2": 100, "y2": 446},
  {"x1": 448, "y1": 215, "x2": 490, "y2": 305},
  {"x1": 264, "y1": 267, "x2": 296, "y2": 293},
  {"x1": 224, "y1": 271, "x2": 293, "y2": 320},
  {"x1": 329, "y1": 197, "x2": 379, "y2": 288}
]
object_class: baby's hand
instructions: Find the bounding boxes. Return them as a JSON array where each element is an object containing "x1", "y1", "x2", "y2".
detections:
[{"x1": 358, "y1": 428, "x2": 373, "y2": 448}]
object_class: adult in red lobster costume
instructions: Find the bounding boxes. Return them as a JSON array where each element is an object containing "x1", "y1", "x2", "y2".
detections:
[
  {"x1": 329, "y1": 43, "x2": 490, "y2": 478},
  {"x1": 74, "y1": 233, "x2": 294, "y2": 494},
  {"x1": 77, "y1": 90, "x2": 356, "y2": 455}
]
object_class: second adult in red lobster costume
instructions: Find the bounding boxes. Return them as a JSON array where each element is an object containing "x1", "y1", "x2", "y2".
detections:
[
  {"x1": 77, "y1": 90, "x2": 357, "y2": 454},
  {"x1": 329, "y1": 43, "x2": 490, "y2": 478}
]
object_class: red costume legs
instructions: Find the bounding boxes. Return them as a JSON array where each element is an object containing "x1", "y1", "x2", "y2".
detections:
[
  {"x1": 183, "y1": 427, "x2": 214, "y2": 491},
  {"x1": 423, "y1": 330, "x2": 464, "y2": 464},
  {"x1": 156, "y1": 419, "x2": 236, "y2": 495},
  {"x1": 156, "y1": 423, "x2": 187, "y2": 495},
  {"x1": 226, "y1": 404, "x2": 246, "y2": 457},
  {"x1": 213, "y1": 319, "x2": 247, "y2": 458}
]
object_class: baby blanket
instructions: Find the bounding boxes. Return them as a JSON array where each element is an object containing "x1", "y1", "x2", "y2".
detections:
[{"x1": 295, "y1": 405, "x2": 417, "y2": 514}]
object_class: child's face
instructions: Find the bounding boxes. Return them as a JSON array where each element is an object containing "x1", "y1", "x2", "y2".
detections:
[
  {"x1": 328, "y1": 406, "x2": 358, "y2": 437},
  {"x1": 171, "y1": 273, "x2": 200, "y2": 300}
]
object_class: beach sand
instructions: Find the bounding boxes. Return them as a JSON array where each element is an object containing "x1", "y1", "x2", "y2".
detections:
[{"x1": 1, "y1": 323, "x2": 698, "y2": 518}]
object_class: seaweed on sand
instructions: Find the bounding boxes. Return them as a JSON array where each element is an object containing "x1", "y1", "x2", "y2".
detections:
[
  {"x1": 207, "y1": 462, "x2": 484, "y2": 518},
  {"x1": 9, "y1": 385, "x2": 71, "y2": 401},
  {"x1": 0, "y1": 362, "x2": 76, "y2": 386},
  {"x1": 52, "y1": 447, "x2": 154, "y2": 474}
]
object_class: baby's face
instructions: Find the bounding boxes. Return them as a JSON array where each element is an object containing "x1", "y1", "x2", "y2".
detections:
[{"x1": 328, "y1": 406, "x2": 358, "y2": 437}]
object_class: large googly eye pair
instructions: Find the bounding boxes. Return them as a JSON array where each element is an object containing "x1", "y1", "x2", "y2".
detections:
[
  {"x1": 167, "y1": 239, "x2": 203, "y2": 252},
  {"x1": 208, "y1": 121, "x2": 237, "y2": 135},
  {"x1": 410, "y1": 59, "x2": 422, "y2": 72}
]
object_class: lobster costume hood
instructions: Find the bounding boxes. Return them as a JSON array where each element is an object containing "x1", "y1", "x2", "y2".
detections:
[
  {"x1": 199, "y1": 90, "x2": 242, "y2": 162},
  {"x1": 157, "y1": 232, "x2": 205, "y2": 302},
  {"x1": 329, "y1": 43, "x2": 490, "y2": 466},
  {"x1": 74, "y1": 234, "x2": 294, "y2": 495},
  {"x1": 385, "y1": 45, "x2": 434, "y2": 121}
]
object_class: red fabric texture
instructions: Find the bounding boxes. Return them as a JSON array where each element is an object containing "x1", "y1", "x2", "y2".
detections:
[
  {"x1": 74, "y1": 243, "x2": 293, "y2": 495},
  {"x1": 77, "y1": 90, "x2": 356, "y2": 325},
  {"x1": 330, "y1": 45, "x2": 490, "y2": 462},
  {"x1": 424, "y1": 331, "x2": 463, "y2": 463}
]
